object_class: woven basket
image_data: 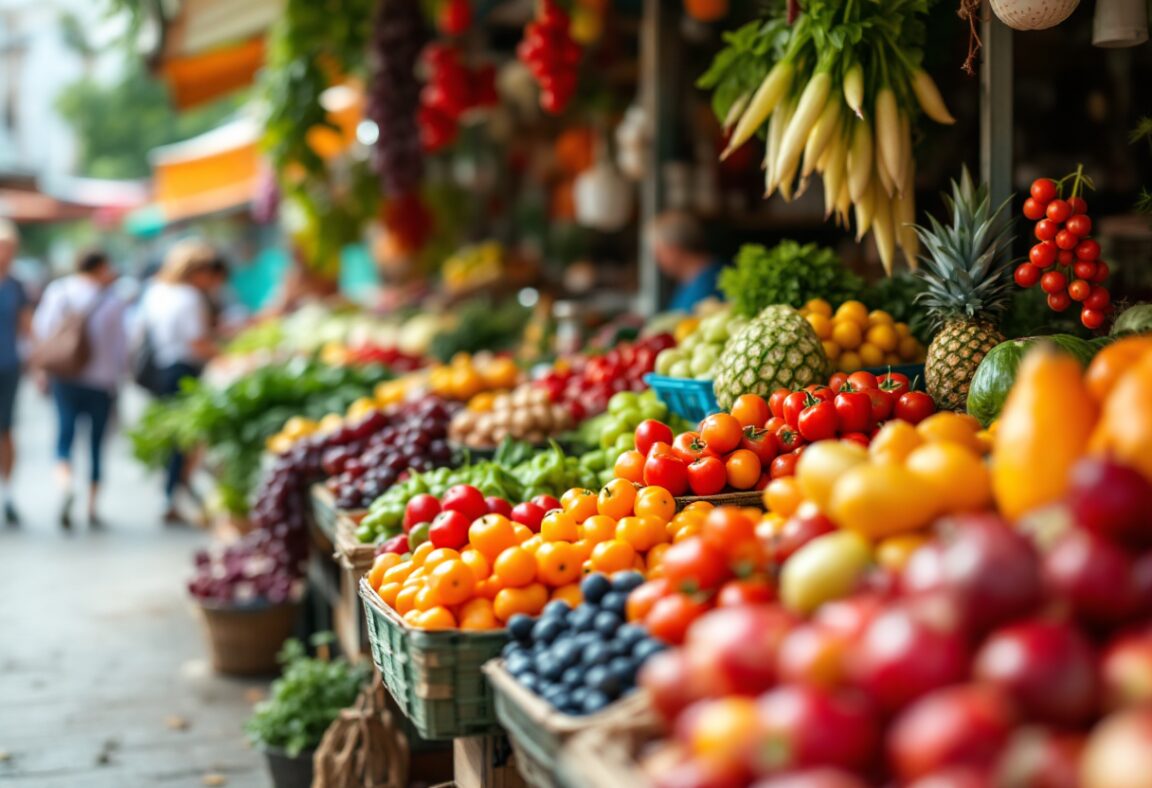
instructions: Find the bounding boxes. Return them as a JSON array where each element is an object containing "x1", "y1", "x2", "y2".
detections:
[
  {"x1": 483, "y1": 660, "x2": 655, "y2": 788},
  {"x1": 555, "y1": 707, "x2": 660, "y2": 788},
  {"x1": 989, "y1": 0, "x2": 1079, "y2": 29},
  {"x1": 196, "y1": 600, "x2": 299, "y2": 676},
  {"x1": 337, "y1": 515, "x2": 378, "y2": 576},
  {"x1": 360, "y1": 578, "x2": 508, "y2": 740}
]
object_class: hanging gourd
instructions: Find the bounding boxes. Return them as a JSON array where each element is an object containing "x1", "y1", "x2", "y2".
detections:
[{"x1": 988, "y1": 0, "x2": 1080, "y2": 30}]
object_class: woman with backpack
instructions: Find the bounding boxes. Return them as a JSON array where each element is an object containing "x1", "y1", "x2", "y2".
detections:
[{"x1": 31, "y1": 250, "x2": 128, "y2": 528}]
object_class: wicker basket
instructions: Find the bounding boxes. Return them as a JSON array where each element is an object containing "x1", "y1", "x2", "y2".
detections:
[
  {"x1": 555, "y1": 707, "x2": 660, "y2": 788},
  {"x1": 312, "y1": 484, "x2": 368, "y2": 544},
  {"x1": 360, "y1": 578, "x2": 508, "y2": 740},
  {"x1": 483, "y1": 660, "x2": 655, "y2": 788},
  {"x1": 195, "y1": 600, "x2": 299, "y2": 676},
  {"x1": 336, "y1": 515, "x2": 378, "y2": 576}
]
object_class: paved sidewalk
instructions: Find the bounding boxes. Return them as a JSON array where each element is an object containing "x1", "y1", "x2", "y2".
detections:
[{"x1": 0, "y1": 386, "x2": 269, "y2": 788}]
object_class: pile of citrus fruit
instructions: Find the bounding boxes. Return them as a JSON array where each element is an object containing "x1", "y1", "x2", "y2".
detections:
[{"x1": 799, "y1": 299, "x2": 926, "y2": 374}]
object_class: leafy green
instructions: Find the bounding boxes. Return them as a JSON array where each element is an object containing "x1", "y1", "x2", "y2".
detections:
[
  {"x1": 428, "y1": 298, "x2": 531, "y2": 363},
  {"x1": 719, "y1": 241, "x2": 864, "y2": 317},
  {"x1": 245, "y1": 636, "x2": 370, "y2": 757},
  {"x1": 697, "y1": 16, "x2": 791, "y2": 126}
]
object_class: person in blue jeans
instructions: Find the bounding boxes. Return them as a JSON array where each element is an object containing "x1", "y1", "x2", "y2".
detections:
[
  {"x1": 0, "y1": 220, "x2": 31, "y2": 525},
  {"x1": 647, "y1": 210, "x2": 726, "y2": 313},
  {"x1": 32, "y1": 250, "x2": 128, "y2": 528}
]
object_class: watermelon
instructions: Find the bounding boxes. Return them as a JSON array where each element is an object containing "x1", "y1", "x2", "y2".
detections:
[{"x1": 966, "y1": 335, "x2": 1097, "y2": 426}]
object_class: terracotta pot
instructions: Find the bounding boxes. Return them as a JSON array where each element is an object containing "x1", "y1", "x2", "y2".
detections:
[{"x1": 195, "y1": 600, "x2": 299, "y2": 676}]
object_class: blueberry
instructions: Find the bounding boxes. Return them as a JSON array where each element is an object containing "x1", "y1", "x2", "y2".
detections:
[
  {"x1": 607, "y1": 639, "x2": 631, "y2": 659},
  {"x1": 506, "y1": 652, "x2": 531, "y2": 676},
  {"x1": 573, "y1": 631, "x2": 599, "y2": 649},
  {"x1": 562, "y1": 665, "x2": 584, "y2": 688},
  {"x1": 519, "y1": 673, "x2": 539, "y2": 693},
  {"x1": 533, "y1": 617, "x2": 564, "y2": 645},
  {"x1": 502, "y1": 641, "x2": 524, "y2": 659},
  {"x1": 571, "y1": 686, "x2": 588, "y2": 707},
  {"x1": 568, "y1": 605, "x2": 597, "y2": 632},
  {"x1": 588, "y1": 664, "x2": 622, "y2": 697},
  {"x1": 547, "y1": 689, "x2": 572, "y2": 710},
  {"x1": 581, "y1": 641, "x2": 611, "y2": 667},
  {"x1": 594, "y1": 610, "x2": 623, "y2": 638},
  {"x1": 612, "y1": 570, "x2": 645, "y2": 593},
  {"x1": 600, "y1": 591, "x2": 628, "y2": 617},
  {"x1": 543, "y1": 600, "x2": 572, "y2": 620},
  {"x1": 608, "y1": 655, "x2": 637, "y2": 689},
  {"x1": 582, "y1": 690, "x2": 610, "y2": 714},
  {"x1": 584, "y1": 665, "x2": 609, "y2": 691},
  {"x1": 542, "y1": 685, "x2": 568, "y2": 707},
  {"x1": 552, "y1": 639, "x2": 581, "y2": 670},
  {"x1": 580, "y1": 574, "x2": 612, "y2": 605},
  {"x1": 508, "y1": 614, "x2": 535, "y2": 643},
  {"x1": 633, "y1": 638, "x2": 667, "y2": 663},
  {"x1": 616, "y1": 623, "x2": 647, "y2": 649},
  {"x1": 539, "y1": 656, "x2": 565, "y2": 682}
]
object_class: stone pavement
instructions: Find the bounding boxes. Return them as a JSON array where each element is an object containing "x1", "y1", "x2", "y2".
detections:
[{"x1": 0, "y1": 385, "x2": 269, "y2": 788}]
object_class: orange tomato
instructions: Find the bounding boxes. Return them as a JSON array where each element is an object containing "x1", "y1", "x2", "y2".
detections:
[
  {"x1": 512, "y1": 523, "x2": 535, "y2": 543},
  {"x1": 493, "y1": 546, "x2": 536, "y2": 587},
  {"x1": 458, "y1": 598, "x2": 499, "y2": 631},
  {"x1": 382, "y1": 561, "x2": 416, "y2": 586},
  {"x1": 626, "y1": 577, "x2": 670, "y2": 622},
  {"x1": 536, "y1": 542, "x2": 583, "y2": 587},
  {"x1": 683, "y1": 500, "x2": 714, "y2": 513},
  {"x1": 590, "y1": 539, "x2": 637, "y2": 574},
  {"x1": 700, "y1": 413, "x2": 744, "y2": 454},
  {"x1": 550, "y1": 583, "x2": 583, "y2": 607},
  {"x1": 598, "y1": 478, "x2": 638, "y2": 519},
  {"x1": 368, "y1": 553, "x2": 402, "y2": 589},
  {"x1": 474, "y1": 576, "x2": 503, "y2": 600},
  {"x1": 1086, "y1": 336, "x2": 1152, "y2": 403},
  {"x1": 700, "y1": 507, "x2": 757, "y2": 551},
  {"x1": 415, "y1": 586, "x2": 439, "y2": 611},
  {"x1": 424, "y1": 548, "x2": 461, "y2": 569},
  {"x1": 417, "y1": 606, "x2": 457, "y2": 631},
  {"x1": 616, "y1": 515, "x2": 669, "y2": 552},
  {"x1": 403, "y1": 609, "x2": 423, "y2": 626},
  {"x1": 521, "y1": 535, "x2": 544, "y2": 553},
  {"x1": 561, "y1": 488, "x2": 599, "y2": 522},
  {"x1": 634, "y1": 485, "x2": 676, "y2": 521},
  {"x1": 581, "y1": 514, "x2": 618, "y2": 543},
  {"x1": 571, "y1": 539, "x2": 595, "y2": 561},
  {"x1": 731, "y1": 394, "x2": 770, "y2": 428},
  {"x1": 763, "y1": 477, "x2": 803, "y2": 517},
  {"x1": 410, "y1": 542, "x2": 435, "y2": 567},
  {"x1": 394, "y1": 585, "x2": 420, "y2": 615},
  {"x1": 493, "y1": 583, "x2": 549, "y2": 622},
  {"x1": 614, "y1": 450, "x2": 646, "y2": 484},
  {"x1": 428, "y1": 560, "x2": 477, "y2": 607},
  {"x1": 460, "y1": 548, "x2": 490, "y2": 580},
  {"x1": 377, "y1": 581, "x2": 402, "y2": 607},
  {"x1": 725, "y1": 449, "x2": 762, "y2": 490},
  {"x1": 647, "y1": 542, "x2": 670, "y2": 574},
  {"x1": 674, "y1": 523, "x2": 702, "y2": 543},
  {"x1": 469, "y1": 514, "x2": 518, "y2": 560},
  {"x1": 541, "y1": 510, "x2": 580, "y2": 542}
]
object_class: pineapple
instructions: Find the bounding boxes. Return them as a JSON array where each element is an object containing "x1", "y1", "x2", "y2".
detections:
[
  {"x1": 913, "y1": 168, "x2": 1015, "y2": 411},
  {"x1": 713, "y1": 305, "x2": 829, "y2": 409}
]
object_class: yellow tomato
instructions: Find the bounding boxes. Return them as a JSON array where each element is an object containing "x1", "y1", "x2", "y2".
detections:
[
  {"x1": 838, "y1": 351, "x2": 863, "y2": 373},
  {"x1": 866, "y1": 324, "x2": 898, "y2": 352},
  {"x1": 858, "y1": 342, "x2": 884, "y2": 367},
  {"x1": 905, "y1": 442, "x2": 992, "y2": 514},
  {"x1": 834, "y1": 300, "x2": 869, "y2": 326},
  {"x1": 806, "y1": 313, "x2": 833, "y2": 340},
  {"x1": 867, "y1": 309, "x2": 894, "y2": 327},
  {"x1": 831, "y1": 321, "x2": 863, "y2": 350},
  {"x1": 829, "y1": 463, "x2": 940, "y2": 539},
  {"x1": 822, "y1": 340, "x2": 842, "y2": 361},
  {"x1": 917, "y1": 412, "x2": 984, "y2": 454},
  {"x1": 805, "y1": 298, "x2": 833, "y2": 317},
  {"x1": 898, "y1": 336, "x2": 921, "y2": 361},
  {"x1": 780, "y1": 531, "x2": 873, "y2": 615},
  {"x1": 794, "y1": 441, "x2": 869, "y2": 512}
]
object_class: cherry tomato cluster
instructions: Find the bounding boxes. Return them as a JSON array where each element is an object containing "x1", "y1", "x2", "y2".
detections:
[
  {"x1": 1018, "y1": 176, "x2": 1111, "y2": 329},
  {"x1": 516, "y1": 0, "x2": 582, "y2": 114},
  {"x1": 615, "y1": 371, "x2": 938, "y2": 497},
  {"x1": 418, "y1": 43, "x2": 498, "y2": 152},
  {"x1": 437, "y1": 0, "x2": 471, "y2": 35},
  {"x1": 535, "y1": 335, "x2": 675, "y2": 423}
]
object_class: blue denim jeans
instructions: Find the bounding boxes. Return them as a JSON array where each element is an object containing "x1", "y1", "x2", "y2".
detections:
[
  {"x1": 159, "y1": 362, "x2": 201, "y2": 501},
  {"x1": 51, "y1": 380, "x2": 113, "y2": 483}
]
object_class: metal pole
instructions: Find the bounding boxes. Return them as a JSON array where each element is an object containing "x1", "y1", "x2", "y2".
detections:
[
  {"x1": 980, "y1": 13, "x2": 1014, "y2": 206},
  {"x1": 639, "y1": 0, "x2": 677, "y2": 315}
]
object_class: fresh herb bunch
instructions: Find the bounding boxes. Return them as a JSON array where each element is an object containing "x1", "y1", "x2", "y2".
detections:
[
  {"x1": 719, "y1": 241, "x2": 864, "y2": 317},
  {"x1": 130, "y1": 359, "x2": 390, "y2": 515},
  {"x1": 245, "y1": 635, "x2": 370, "y2": 757}
]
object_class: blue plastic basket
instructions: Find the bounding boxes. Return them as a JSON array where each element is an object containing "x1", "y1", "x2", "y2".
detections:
[{"x1": 644, "y1": 374, "x2": 719, "y2": 423}]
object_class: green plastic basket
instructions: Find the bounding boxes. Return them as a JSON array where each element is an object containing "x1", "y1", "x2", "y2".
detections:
[{"x1": 359, "y1": 578, "x2": 508, "y2": 740}]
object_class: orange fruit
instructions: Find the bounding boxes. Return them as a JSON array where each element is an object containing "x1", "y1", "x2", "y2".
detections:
[
  {"x1": 410, "y1": 542, "x2": 435, "y2": 567},
  {"x1": 523, "y1": 582, "x2": 549, "y2": 614},
  {"x1": 460, "y1": 548, "x2": 490, "y2": 580},
  {"x1": 916, "y1": 412, "x2": 984, "y2": 454},
  {"x1": 614, "y1": 450, "x2": 646, "y2": 484},
  {"x1": 427, "y1": 560, "x2": 477, "y2": 607},
  {"x1": 647, "y1": 542, "x2": 670, "y2": 574},
  {"x1": 368, "y1": 553, "x2": 403, "y2": 589},
  {"x1": 415, "y1": 586, "x2": 439, "y2": 611},
  {"x1": 551, "y1": 583, "x2": 583, "y2": 607},
  {"x1": 571, "y1": 539, "x2": 594, "y2": 562},
  {"x1": 458, "y1": 598, "x2": 499, "y2": 631},
  {"x1": 634, "y1": 486, "x2": 676, "y2": 521},
  {"x1": 521, "y1": 535, "x2": 544, "y2": 554},
  {"x1": 424, "y1": 548, "x2": 461, "y2": 569},
  {"x1": 616, "y1": 515, "x2": 668, "y2": 552},
  {"x1": 377, "y1": 581, "x2": 402, "y2": 607},
  {"x1": 581, "y1": 514, "x2": 618, "y2": 543},
  {"x1": 474, "y1": 576, "x2": 502, "y2": 600},
  {"x1": 493, "y1": 583, "x2": 548, "y2": 622},
  {"x1": 674, "y1": 523, "x2": 701, "y2": 542},
  {"x1": 682, "y1": 500, "x2": 714, "y2": 513},
  {"x1": 403, "y1": 609, "x2": 423, "y2": 627},
  {"x1": 876, "y1": 532, "x2": 931, "y2": 573},
  {"x1": 493, "y1": 546, "x2": 536, "y2": 587},
  {"x1": 590, "y1": 539, "x2": 637, "y2": 574},
  {"x1": 536, "y1": 542, "x2": 583, "y2": 587},
  {"x1": 469, "y1": 514, "x2": 518, "y2": 560},
  {"x1": 417, "y1": 606, "x2": 457, "y2": 631},
  {"x1": 561, "y1": 488, "x2": 599, "y2": 522},
  {"x1": 382, "y1": 561, "x2": 415, "y2": 586},
  {"x1": 394, "y1": 585, "x2": 420, "y2": 615},
  {"x1": 405, "y1": 566, "x2": 427, "y2": 584},
  {"x1": 763, "y1": 477, "x2": 803, "y2": 517},
  {"x1": 512, "y1": 523, "x2": 535, "y2": 543},
  {"x1": 598, "y1": 478, "x2": 638, "y2": 519},
  {"x1": 541, "y1": 510, "x2": 580, "y2": 542}
]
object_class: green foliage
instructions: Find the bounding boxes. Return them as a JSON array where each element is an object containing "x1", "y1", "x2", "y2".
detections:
[
  {"x1": 719, "y1": 241, "x2": 863, "y2": 317},
  {"x1": 245, "y1": 636, "x2": 370, "y2": 757},
  {"x1": 129, "y1": 359, "x2": 390, "y2": 515},
  {"x1": 55, "y1": 61, "x2": 240, "y2": 180},
  {"x1": 1132, "y1": 117, "x2": 1152, "y2": 214},
  {"x1": 428, "y1": 298, "x2": 531, "y2": 363},
  {"x1": 696, "y1": 15, "x2": 791, "y2": 125}
]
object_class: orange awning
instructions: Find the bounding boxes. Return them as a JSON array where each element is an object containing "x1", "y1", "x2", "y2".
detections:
[
  {"x1": 150, "y1": 118, "x2": 260, "y2": 221},
  {"x1": 162, "y1": 37, "x2": 265, "y2": 110}
]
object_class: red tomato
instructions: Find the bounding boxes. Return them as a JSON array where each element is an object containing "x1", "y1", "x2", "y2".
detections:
[
  {"x1": 1081, "y1": 307, "x2": 1106, "y2": 330},
  {"x1": 687, "y1": 456, "x2": 727, "y2": 496},
  {"x1": 645, "y1": 593, "x2": 711, "y2": 645},
  {"x1": 783, "y1": 391, "x2": 813, "y2": 427},
  {"x1": 429, "y1": 510, "x2": 470, "y2": 550},
  {"x1": 635, "y1": 419, "x2": 674, "y2": 456},
  {"x1": 1030, "y1": 242, "x2": 1057, "y2": 269},
  {"x1": 1085, "y1": 286, "x2": 1111, "y2": 311},
  {"x1": 1048, "y1": 292, "x2": 1072, "y2": 312},
  {"x1": 847, "y1": 371, "x2": 878, "y2": 391},
  {"x1": 775, "y1": 424, "x2": 805, "y2": 453},
  {"x1": 531, "y1": 494, "x2": 561, "y2": 512},
  {"x1": 1046, "y1": 199, "x2": 1072, "y2": 223},
  {"x1": 770, "y1": 452, "x2": 800, "y2": 479},
  {"x1": 1022, "y1": 197, "x2": 1046, "y2": 221},
  {"x1": 1073, "y1": 261, "x2": 1098, "y2": 280},
  {"x1": 700, "y1": 413, "x2": 744, "y2": 454},
  {"x1": 1076, "y1": 239, "x2": 1101, "y2": 262},
  {"x1": 1066, "y1": 214, "x2": 1092, "y2": 237},
  {"x1": 1055, "y1": 229, "x2": 1080, "y2": 251},
  {"x1": 1034, "y1": 219, "x2": 1058, "y2": 241},
  {"x1": 1092, "y1": 261, "x2": 1110, "y2": 283},
  {"x1": 404, "y1": 494, "x2": 442, "y2": 532},
  {"x1": 895, "y1": 391, "x2": 937, "y2": 425},
  {"x1": 673, "y1": 431, "x2": 712, "y2": 463},
  {"x1": 717, "y1": 578, "x2": 777, "y2": 606},
  {"x1": 768, "y1": 388, "x2": 791, "y2": 419},
  {"x1": 441, "y1": 484, "x2": 488, "y2": 522},
  {"x1": 878, "y1": 372, "x2": 911, "y2": 397},
  {"x1": 1068, "y1": 196, "x2": 1088, "y2": 215},
  {"x1": 828, "y1": 372, "x2": 849, "y2": 392},
  {"x1": 798, "y1": 401, "x2": 839, "y2": 442},
  {"x1": 662, "y1": 538, "x2": 733, "y2": 594},
  {"x1": 740, "y1": 426, "x2": 779, "y2": 465},
  {"x1": 1015, "y1": 263, "x2": 1041, "y2": 288},
  {"x1": 866, "y1": 388, "x2": 894, "y2": 422},
  {"x1": 644, "y1": 453, "x2": 689, "y2": 496},
  {"x1": 647, "y1": 441, "x2": 676, "y2": 459},
  {"x1": 805, "y1": 384, "x2": 835, "y2": 404},
  {"x1": 841, "y1": 432, "x2": 871, "y2": 448},
  {"x1": 765, "y1": 416, "x2": 787, "y2": 434},
  {"x1": 834, "y1": 391, "x2": 873, "y2": 434},
  {"x1": 725, "y1": 449, "x2": 763, "y2": 490},
  {"x1": 1030, "y1": 178, "x2": 1058, "y2": 204}
]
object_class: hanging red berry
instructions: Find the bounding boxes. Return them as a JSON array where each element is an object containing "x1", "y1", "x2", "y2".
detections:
[{"x1": 517, "y1": 0, "x2": 582, "y2": 115}]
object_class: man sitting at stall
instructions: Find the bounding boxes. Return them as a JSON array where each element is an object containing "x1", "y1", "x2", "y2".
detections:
[{"x1": 648, "y1": 209, "x2": 725, "y2": 313}]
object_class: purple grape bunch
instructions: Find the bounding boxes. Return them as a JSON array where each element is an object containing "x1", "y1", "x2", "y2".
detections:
[{"x1": 188, "y1": 528, "x2": 303, "y2": 606}]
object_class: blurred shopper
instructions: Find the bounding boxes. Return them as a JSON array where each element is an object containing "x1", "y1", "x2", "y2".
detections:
[
  {"x1": 647, "y1": 210, "x2": 725, "y2": 312},
  {"x1": 32, "y1": 250, "x2": 128, "y2": 528},
  {"x1": 0, "y1": 220, "x2": 31, "y2": 525},
  {"x1": 138, "y1": 240, "x2": 221, "y2": 524}
]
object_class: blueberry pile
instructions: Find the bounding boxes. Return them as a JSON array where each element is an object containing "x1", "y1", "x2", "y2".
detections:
[{"x1": 502, "y1": 572, "x2": 667, "y2": 716}]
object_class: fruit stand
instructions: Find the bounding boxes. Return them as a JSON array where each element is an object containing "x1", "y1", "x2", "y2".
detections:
[{"x1": 123, "y1": 0, "x2": 1152, "y2": 786}]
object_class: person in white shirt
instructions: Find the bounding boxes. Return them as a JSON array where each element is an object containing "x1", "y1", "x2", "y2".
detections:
[
  {"x1": 32, "y1": 250, "x2": 128, "y2": 528},
  {"x1": 138, "y1": 240, "x2": 221, "y2": 524}
]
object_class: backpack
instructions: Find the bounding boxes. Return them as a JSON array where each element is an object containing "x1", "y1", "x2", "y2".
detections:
[
  {"x1": 132, "y1": 329, "x2": 165, "y2": 395},
  {"x1": 30, "y1": 287, "x2": 110, "y2": 379}
]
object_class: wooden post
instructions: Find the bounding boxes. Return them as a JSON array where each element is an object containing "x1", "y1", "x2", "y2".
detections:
[{"x1": 980, "y1": 13, "x2": 1013, "y2": 206}]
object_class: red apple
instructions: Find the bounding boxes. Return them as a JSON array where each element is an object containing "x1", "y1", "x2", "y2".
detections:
[
  {"x1": 1080, "y1": 708, "x2": 1152, "y2": 788},
  {"x1": 1065, "y1": 458, "x2": 1152, "y2": 549},
  {"x1": 685, "y1": 605, "x2": 798, "y2": 696},
  {"x1": 849, "y1": 596, "x2": 971, "y2": 713},
  {"x1": 995, "y1": 728, "x2": 1085, "y2": 788},
  {"x1": 973, "y1": 619, "x2": 1098, "y2": 727},
  {"x1": 1101, "y1": 625, "x2": 1152, "y2": 710},
  {"x1": 1044, "y1": 528, "x2": 1140, "y2": 627},
  {"x1": 889, "y1": 684, "x2": 1015, "y2": 781},
  {"x1": 751, "y1": 769, "x2": 869, "y2": 788},
  {"x1": 638, "y1": 649, "x2": 709, "y2": 722},
  {"x1": 901, "y1": 513, "x2": 1043, "y2": 633},
  {"x1": 751, "y1": 684, "x2": 879, "y2": 775}
]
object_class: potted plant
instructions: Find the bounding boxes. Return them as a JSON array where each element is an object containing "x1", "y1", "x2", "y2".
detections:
[{"x1": 246, "y1": 635, "x2": 370, "y2": 788}]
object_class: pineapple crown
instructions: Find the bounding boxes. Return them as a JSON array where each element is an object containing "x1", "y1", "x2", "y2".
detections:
[{"x1": 913, "y1": 167, "x2": 1016, "y2": 332}]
